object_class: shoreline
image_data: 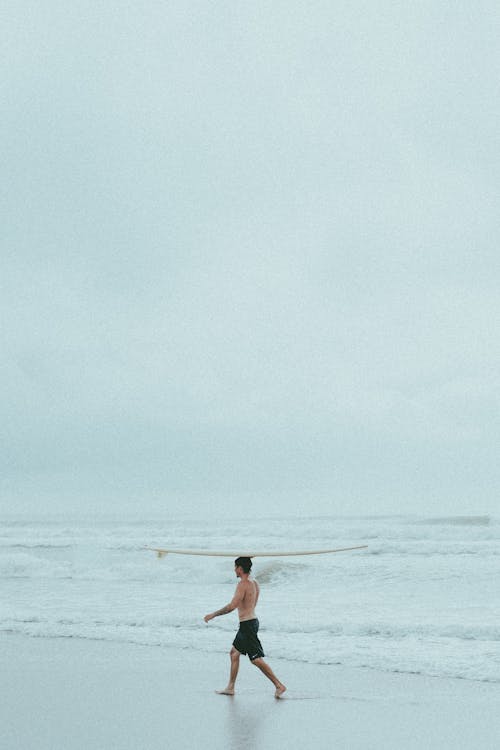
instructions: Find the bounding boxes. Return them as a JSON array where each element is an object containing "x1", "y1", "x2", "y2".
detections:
[
  {"x1": 2, "y1": 627, "x2": 498, "y2": 687},
  {"x1": 2, "y1": 632, "x2": 499, "y2": 750}
]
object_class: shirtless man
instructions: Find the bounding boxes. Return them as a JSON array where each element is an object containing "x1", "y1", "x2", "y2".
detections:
[{"x1": 204, "y1": 556, "x2": 286, "y2": 698}]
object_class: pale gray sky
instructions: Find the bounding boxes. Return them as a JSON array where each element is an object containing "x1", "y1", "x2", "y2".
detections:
[{"x1": 2, "y1": 2, "x2": 499, "y2": 518}]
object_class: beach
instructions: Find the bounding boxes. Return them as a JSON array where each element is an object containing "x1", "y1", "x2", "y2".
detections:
[
  {"x1": 2, "y1": 515, "x2": 499, "y2": 748},
  {"x1": 2, "y1": 633, "x2": 499, "y2": 750},
  {"x1": 2, "y1": 515, "x2": 499, "y2": 683}
]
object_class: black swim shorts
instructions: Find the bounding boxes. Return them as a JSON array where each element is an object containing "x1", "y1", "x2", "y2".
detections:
[{"x1": 232, "y1": 618, "x2": 265, "y2": 661}]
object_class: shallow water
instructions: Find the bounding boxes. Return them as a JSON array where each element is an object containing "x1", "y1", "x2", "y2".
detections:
[{"x1": 1, "y1": 514, "x2": 499, "y2": 682}]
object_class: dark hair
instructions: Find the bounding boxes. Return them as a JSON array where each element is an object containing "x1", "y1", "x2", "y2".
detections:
[{"x1": 234, "y1": 556, "x2": 252, "y2": 573}]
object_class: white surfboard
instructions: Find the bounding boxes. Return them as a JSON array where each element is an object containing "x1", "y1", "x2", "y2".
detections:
[{"x1": 146, "y1": 545, "x2": 368, "y2": 558}]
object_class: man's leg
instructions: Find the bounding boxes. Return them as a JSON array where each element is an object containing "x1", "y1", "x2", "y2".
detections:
[
  {"x1": 251, "y1": 657, "x2": 287, "y2": 698},
  {"x1": 216, "y1": 647, "x2": 240, "y2": 695}
]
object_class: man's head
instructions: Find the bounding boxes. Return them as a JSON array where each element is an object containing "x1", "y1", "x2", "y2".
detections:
[{"x1": 234, "y1": 556, "x2": 252, "y2": 576}]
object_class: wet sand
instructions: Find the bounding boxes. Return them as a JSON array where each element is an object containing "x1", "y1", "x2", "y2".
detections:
[{"x1": 1, "y1": 633, "x2": 499, "y2": 749}]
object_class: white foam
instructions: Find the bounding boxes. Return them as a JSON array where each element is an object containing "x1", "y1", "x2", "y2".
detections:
[{"x1": 1, "y1": 515, "x2": 499, "y2": 682}]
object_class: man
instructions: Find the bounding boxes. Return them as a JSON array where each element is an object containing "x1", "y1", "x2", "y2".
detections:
[{"x1": 204, "y1": 556, "x2": 286, "y2": 698}]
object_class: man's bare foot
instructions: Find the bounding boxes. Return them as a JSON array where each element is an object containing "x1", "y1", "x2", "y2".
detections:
[
  {"x1": 215, "y1": 688, "x2": 234, "y2": 696},
  {"x1": 274, "y1": 684, "x2": 287, "y2": 699}
]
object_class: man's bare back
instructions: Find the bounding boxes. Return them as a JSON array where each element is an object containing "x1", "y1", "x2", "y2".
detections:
[{"x1": 236, "y1": 578, "x2": 259, "y2": 621}]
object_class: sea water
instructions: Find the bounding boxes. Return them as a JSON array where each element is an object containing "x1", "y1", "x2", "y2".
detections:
[{"x1": 1, "y1": 514, "x2": 499, "y2": 683}]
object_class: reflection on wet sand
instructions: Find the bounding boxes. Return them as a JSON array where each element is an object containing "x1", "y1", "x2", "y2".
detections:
[{"x1": 223, "y1": 692, "x2": 286, "y2": 750}]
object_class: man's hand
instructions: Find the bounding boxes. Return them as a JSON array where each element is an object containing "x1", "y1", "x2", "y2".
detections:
[
  {"x1": 204, "y1": 586, "x2": 243, "y2": 623},
  {"x1": 204, "y1": 603, "x2": 232, "y2": 622}
]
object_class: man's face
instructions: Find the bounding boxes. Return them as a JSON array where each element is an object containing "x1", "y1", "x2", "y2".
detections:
[{"x1": 234, "y1": 565, "x2": 242, "y2": 578}]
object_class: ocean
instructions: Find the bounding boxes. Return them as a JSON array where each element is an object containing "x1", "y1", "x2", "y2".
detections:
[{"x1": 1, "y1": 514, "x2": 499, "y2": 683}]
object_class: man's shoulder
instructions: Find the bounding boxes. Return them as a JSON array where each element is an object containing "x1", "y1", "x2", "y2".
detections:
[{"x1": 238, "y1": 578, "x2": 256, "y2": 589}]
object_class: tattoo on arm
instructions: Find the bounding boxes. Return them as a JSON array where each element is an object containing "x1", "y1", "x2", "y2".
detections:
[{"x1": 213, "y1": 604, "x2": 232, "y2": 617}]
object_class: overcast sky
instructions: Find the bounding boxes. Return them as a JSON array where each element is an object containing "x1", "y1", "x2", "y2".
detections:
[{"x1": 2, "y1": 2, "x2": 499, "y2": 519}]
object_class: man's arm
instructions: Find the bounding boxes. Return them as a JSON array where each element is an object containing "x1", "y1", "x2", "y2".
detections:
[{"x1": 204, "y1": 582, "x2": 244, "y2": 622}]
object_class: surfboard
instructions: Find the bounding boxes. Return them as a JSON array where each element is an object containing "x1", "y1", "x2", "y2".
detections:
[{"x1": 146, "y1": 545, "x2": 368, "y2": 559}]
